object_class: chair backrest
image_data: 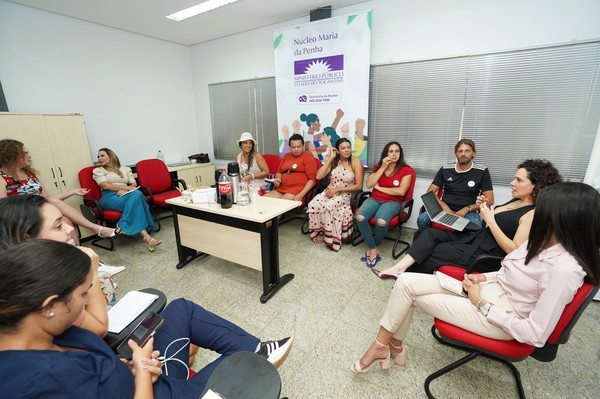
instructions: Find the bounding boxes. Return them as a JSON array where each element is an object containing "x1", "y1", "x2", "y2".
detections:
[
  {"x1": 547, "y1": 282, "x2": 597, "y2": 344},
  {"x1": 136, "y1": 159, "x2": 173, "y2": 193},
  {"x1": 78, "y1": 166, "x2": 102, "y2": 200},
  {"x1": 404, "y1": 167, "x2": 417, "y2": 202},
  {"x1": 263, "y1": 154, "x2": 282, "y2": 174}
]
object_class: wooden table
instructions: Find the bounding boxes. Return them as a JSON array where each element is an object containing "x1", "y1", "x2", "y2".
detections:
[{"x1": 166, "y1": 196, "x2": 301, "y2": 303}]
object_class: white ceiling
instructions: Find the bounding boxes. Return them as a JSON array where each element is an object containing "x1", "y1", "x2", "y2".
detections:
[{"x1": 7, "y1": 0, "x2": 367, "y2": 46}]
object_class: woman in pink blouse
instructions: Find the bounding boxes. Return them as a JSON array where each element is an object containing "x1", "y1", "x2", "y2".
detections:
[{"x1": 352, "y1": 182, "x2": 600, "y2": 373}]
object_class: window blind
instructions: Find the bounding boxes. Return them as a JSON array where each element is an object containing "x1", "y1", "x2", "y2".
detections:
[
  {"x1": 368, "y1": 40, "x2": 600, "y2": 184},
  {"x1": 210, "y1": 77, "x2": 278, "y2": 160}
]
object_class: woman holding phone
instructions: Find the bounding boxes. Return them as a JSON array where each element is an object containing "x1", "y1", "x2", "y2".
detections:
[{"x1": 0, "y1": 239, "x2": 294, "y2": 398}]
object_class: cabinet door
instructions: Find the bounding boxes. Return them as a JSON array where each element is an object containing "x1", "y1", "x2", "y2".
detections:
[
  {"x1": 176, "y1": 164, "x2": 215, "y2": 188},
  {"x1": 43, "y1": 115, "x2": 93, "y2": 209},
  {"x1": 0, "y1": 114, "x2": 59, "y2": 195}
]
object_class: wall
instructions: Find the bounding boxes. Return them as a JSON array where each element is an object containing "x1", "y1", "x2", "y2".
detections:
[
  {"x1": 190, "y1": 0, "x2": 600, "y2": 225},
  {"x1": 0, "y1": 1, "x2": 199, "y2": 165}
]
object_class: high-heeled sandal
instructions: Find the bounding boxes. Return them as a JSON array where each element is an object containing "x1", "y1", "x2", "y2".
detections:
[
  {"x1": 389, "y1": 341, "x2": 407, "y2": 366},
  {"x1": 97, "y1": 226, "x2": 116, "y2": 238},
  {"x1": 143, "y1": 236, "x2": 162, "y2": 252},
  {"x1": 360, "y1": 251, "x2": 369, "y2": 262},
  {"x1": 371, "y1": 268, "x2": 400, "y2": 281},
  {"x1": 351, "y1": 339, "x2": 391, "y2": 373}
]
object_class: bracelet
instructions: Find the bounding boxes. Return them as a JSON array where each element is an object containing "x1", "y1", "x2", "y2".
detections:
[
  {"x1": 475, "y1": 298, "x2": 484, "y2": 308},
  {"x1": 251, "y1": 173, "x2": 255, "y2": 180}
]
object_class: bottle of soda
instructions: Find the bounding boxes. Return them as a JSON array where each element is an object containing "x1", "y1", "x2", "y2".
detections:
[{"x1": 218, "y1": 168, "x2": 232, "y2": 209}]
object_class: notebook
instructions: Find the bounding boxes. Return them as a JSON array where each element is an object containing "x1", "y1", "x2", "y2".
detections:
[
  {"x1": 107, "y1": 290, "x2": 159, "y2": 333},
  {"x1": 421, "y1": 191, "x2": 481, "y2": 231},
  {"x1": 435, "y1": 271, "x2": 467, "y2": 297}
]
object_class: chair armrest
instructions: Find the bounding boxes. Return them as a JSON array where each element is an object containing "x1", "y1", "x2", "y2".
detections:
[
  {"x1": 398, "y1": 198, "x2": 414, "y2": 218},
  {"x1": 173, "y1": 178, "x2": 187, "y2": 191},
  {"x1": 350, "y1": 190, "x2": 371, "y2": 211},
  {"x1": 468, "y1": 254, "x2": 503, "y2": 273},
  {"x1": 138, "y1": 185, "x2": 154, "y2": 204}
]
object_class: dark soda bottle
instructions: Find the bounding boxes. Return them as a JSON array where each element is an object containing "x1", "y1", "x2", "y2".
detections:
[{"x1": 218, "y1": 168, "x2": 232, "y2": 209}]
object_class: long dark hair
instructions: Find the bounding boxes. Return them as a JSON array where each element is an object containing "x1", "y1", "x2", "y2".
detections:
[
  {"x1": 0, "y1": 240, "x2": 91, "y2": 332},
  {"x1": 0, "y1": 195, "x2": 47, "y2": 251},
  {"x1": 330, "y1": 138, "x2": 352, "y2": 170},
  {"x1": 374, "y1": 141, "x2": 407, "y2": 173},
  {"x1": 239, "y1": 140, "x2": 256, "y2": 173},
  {"x1": 526, "y1": 182, "x2": 600, "y2": 285}
]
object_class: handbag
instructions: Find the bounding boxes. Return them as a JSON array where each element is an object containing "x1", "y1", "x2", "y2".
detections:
[{"x1": 188, "y1": 153, "x2": 211, "y2": 163}]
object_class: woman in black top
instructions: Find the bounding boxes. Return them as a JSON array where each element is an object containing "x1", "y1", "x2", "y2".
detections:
[{"x1": 373, "y1": 159, "x2": 562, "y2": 277}]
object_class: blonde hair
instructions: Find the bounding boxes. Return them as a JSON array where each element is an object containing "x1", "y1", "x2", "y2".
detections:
[{"x1": 99, "y1": 148, "x2": 123, "y2": 178}]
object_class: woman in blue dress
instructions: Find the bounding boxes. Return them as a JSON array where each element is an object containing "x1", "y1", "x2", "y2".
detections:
[{"x1": 93, "y1": 148, "x2": 161, "y2": 252}]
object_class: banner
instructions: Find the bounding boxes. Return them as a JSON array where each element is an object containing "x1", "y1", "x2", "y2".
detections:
[{"x1": 273, "y1": 11, "x2": 371, "y2": 164}]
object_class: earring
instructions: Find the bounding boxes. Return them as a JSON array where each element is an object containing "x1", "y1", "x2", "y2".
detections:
[{"x1": 49, "y1": 312, "x2": 55, "y2": 317}]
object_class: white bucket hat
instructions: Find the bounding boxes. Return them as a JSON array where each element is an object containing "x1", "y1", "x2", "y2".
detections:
[{"x1": 238, "y1": 132, "x2": 257, "y2": 146}]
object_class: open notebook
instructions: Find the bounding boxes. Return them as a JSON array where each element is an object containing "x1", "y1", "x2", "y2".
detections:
[{"x1": 107, "y1": 290, "x2": 159, "y2": 333}]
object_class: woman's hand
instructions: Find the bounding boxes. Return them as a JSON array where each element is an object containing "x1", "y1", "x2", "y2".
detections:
[
  {"x1": 381, "y1": 157, "x2": 392, "y2": 168},
  {"x1": 116, "y1": 189, "x2": 128, "y2": 197},
  {"x1": 462, "y1": 274, "x2": 486, "y2": 306},
  {"x1": 325, "y1": 187, "x2": 338, "y2": 198},
  {"x1": 476, "y1": 195, "x2": 488, "y2": 207},
  {"x1": 273, "y1": 178, "x2": 281, "y2": 188},
  {"x1": 324, "y1": 148, "x2": 337, "y2": 164},
  {"x1": 479, "y1": 202, "x2": 496, "y2": 226},
  {"x1": 71, "y1": 188, "x2": 90, "y2": 196},
  {"x1": 121, "y1": 347, "x2": 163, "y2": 383},
  {"x1": 242, "y1": 175, "x2": 252, "y2": 183}
]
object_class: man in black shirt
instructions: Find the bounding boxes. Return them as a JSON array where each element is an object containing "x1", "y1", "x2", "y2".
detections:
[{"x1": 417, "y1": 139, "x2": 494, "y2": 232}]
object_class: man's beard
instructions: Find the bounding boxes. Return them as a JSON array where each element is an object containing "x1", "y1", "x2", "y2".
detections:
[{"x1": 457, "y1": 157, "x2": 473, "y2": 165}]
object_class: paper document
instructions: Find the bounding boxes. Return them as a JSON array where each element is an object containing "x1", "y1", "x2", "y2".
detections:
[
  {"x1": 107, "y1": 290, "x2": 158, "y2": 333},
  {"x1": 98, "y1": 264, "x2": 126, "y2": 276},
  {"x1": 122, "y1": 186, "x2": 140, "y2": 196},
  {"x1": 435, "y1": 271, "x2": 467, "y2": 297}
]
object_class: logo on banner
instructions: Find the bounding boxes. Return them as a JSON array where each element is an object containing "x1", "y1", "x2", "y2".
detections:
[{"x1": 294, "y1": 55, "x2": 344, "y2": 87}]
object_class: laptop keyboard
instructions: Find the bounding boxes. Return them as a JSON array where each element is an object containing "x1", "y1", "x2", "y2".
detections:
[{"x1": 438, "y1": 213, "x2": 459, "y2": 225}]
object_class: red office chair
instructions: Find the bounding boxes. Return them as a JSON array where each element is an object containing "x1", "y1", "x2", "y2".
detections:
[
  {"x1": 425, "y1": 264, "x2": 599, "y2": 399},
  {"x1": 136, "y1": 159, "x2": 187, "y2": 231},
  {"x1": 263, "y1": 154, "x2": 282, "y2": 175},
  {"x1": 78, "y1": 166, "x2": 123, "y2": 251},
  {"x1": 351, "y1": 168, "x2": 416, "y2": 259}
]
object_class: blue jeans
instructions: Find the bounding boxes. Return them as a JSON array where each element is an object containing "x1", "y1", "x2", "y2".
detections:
[
  {"x1": 153, "y1": 298, "x2": 260, "y2": 397},
  {"x1": 417, "y1": 209, "x2": 483, "y2": 232},
  {"x1": 356, "y1": 198, "x2": 402, "y2": 249}
]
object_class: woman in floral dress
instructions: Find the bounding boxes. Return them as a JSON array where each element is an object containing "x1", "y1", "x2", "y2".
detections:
[{"x1": 307, "y1": 138, "x2": 364, "y2": 251}]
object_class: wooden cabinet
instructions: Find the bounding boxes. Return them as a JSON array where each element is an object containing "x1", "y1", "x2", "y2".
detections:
[
  {"x1": 169, "y1": 163, "x2": 215, "y2": 188},
  {"x1": 0, "y1": 112, "x2": 93, "y2": 211}
]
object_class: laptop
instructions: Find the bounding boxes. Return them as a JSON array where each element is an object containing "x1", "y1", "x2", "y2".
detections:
[{"x1": 420, "y1": 191, "x2": 481, "y2": 231}]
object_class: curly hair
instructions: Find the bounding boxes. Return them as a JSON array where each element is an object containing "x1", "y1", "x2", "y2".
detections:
[
  {"x1": 0, "y1": 139, "x2": 37, "y2": 175},
  {"x1": 518, "y1": 159, "x2": 563, "y2": 204}
]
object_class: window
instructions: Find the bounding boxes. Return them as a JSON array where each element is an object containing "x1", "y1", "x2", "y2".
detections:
[
  {"x1": 368, "y1": 41, "x2": 600, "y2": 184},
  {"x1": 210, "y1": 77, "x2": 278, "y2": 160}
]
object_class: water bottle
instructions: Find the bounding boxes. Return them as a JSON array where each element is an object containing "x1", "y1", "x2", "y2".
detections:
[
  {"x1": 218, "y1": 168, "x2": 232, "y2": 209},
  {"x1": 157, "y1": 150, "x2": 165, "y2": 163}
]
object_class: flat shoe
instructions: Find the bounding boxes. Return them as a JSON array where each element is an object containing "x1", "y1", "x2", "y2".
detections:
[
  {"x1": 366, "y1": 255, "x2": 381, "y2": 269},
  {"x1": 97, "y1": 226, "x2": 116, "y2": 238},
  {"x1": 371, "y1": 268, "x2": 399, "y2": 280}
]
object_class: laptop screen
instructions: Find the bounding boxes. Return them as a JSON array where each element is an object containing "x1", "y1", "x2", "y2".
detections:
[{"x1": 421, "y1": 191, "x2": 443, "y2": 218}]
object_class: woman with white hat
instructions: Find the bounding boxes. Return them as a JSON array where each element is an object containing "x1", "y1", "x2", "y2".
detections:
[{"x1": 236, "y1": 132, "x2": 269, "y2": 189}]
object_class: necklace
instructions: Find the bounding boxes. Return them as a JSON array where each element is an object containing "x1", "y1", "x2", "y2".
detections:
[{"x1": 506, "y1": 200, "x2": 531, "y2": 210}]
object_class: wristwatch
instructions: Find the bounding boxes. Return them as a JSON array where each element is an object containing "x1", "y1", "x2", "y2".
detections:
[{"x1": 479, "y1": 302, "x2": 493, "y2": 316}]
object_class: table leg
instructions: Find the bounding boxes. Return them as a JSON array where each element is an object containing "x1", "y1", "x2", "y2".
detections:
[{"x1": 259, "y1": 217, "x2": 294, "y2": 303}]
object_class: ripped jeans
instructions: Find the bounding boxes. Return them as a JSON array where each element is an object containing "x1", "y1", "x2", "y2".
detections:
[{"x1": 356, "y1": 198, "x2": 402, "y2": 249}]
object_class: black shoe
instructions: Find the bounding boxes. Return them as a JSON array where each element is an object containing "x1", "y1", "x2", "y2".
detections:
[{"x1": 256, "y1": 337, "x2": 294, "y2": 368}]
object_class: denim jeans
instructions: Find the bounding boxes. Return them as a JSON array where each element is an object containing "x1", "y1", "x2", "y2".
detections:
[
  {"x1": 416, "y1": 209, "x2": 483, "y2": 232},
  {"x1": 356, "y1": 198, "x2": 402, "y2": 249}
]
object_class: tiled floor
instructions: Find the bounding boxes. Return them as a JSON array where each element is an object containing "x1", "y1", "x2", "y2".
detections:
[{"x1": 90, "y1": 214, "x2": 600, "y2": 398}]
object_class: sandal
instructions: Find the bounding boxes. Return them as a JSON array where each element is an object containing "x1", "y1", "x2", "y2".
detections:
[
  {"x1": 97, "y1": 226, "x2": 116, "y2": 238},
  {"x1": 371, "y1": 268, "x2": 399, "y2": 280},
  {"x1": 351, "y1": 339, "x2": 391, "y2": 373},
  {"x1": 366, "y1": 255, "x2": 382, "y2": 268},
  {"x1": 143, "y1": 236, "x2": 162, "y2": 252},
  {"x1": 389, "y1": 341, "x2": 407, "y2": 366},
  {"x1": 360, "y1": 251, "x2": 370, "y2": 262}
]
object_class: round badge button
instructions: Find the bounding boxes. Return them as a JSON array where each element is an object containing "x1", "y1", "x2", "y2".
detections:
[
  {"x1": 393, "y1": 180, "x2": 400, "y2": 186},
  {"x1": 468, "y1": 180, "x2": 475, "y2": 187},
  {"x1": 292, "y1": 163, "x2": 297, "y2": 169}
]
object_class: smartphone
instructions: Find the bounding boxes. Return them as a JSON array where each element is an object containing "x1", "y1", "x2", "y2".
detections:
[{"x1": 116, "y1": 311, "x2": 164, "y2": 359}]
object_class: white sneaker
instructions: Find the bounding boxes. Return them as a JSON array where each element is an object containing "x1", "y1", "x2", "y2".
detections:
[{"x1": 255, "y1": 337, "x2": 294, "y2": 368}]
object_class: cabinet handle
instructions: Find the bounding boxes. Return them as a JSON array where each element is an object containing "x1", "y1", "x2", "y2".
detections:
[
  {"x1": 54, "y1": 182, "x2": 58, "y2": 189},
  {"x1": 51, "y1": 168, "x2": 56, "y2": 179},
  {"x1": 198, "y1": 175, "x2": 202, "y2": 183},
  {"x1": 58, "y1": 167, "x2": 63, "y2": 177},
  {"x1": 62, "y1": 180, "x2": 67, "y2": 188}
]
